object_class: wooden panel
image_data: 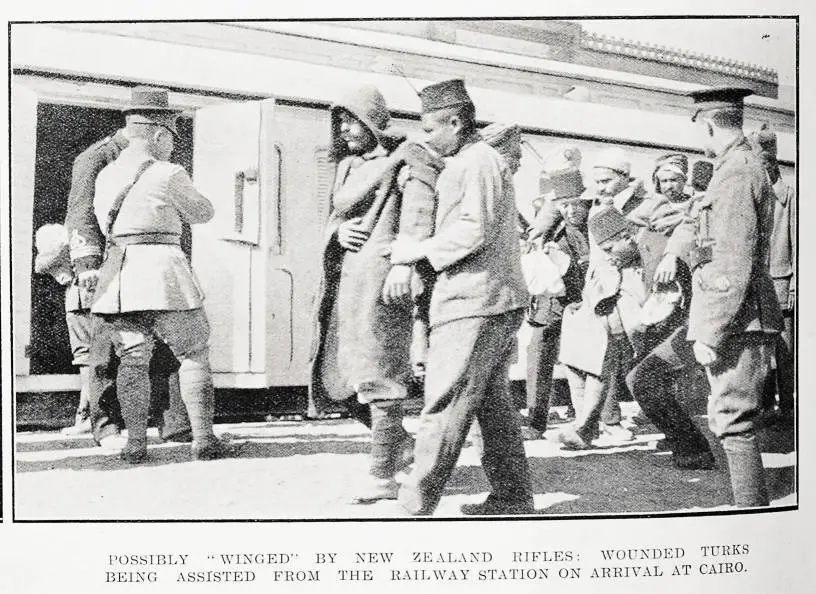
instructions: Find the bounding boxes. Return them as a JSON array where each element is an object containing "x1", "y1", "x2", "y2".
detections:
[
  {"x1": 192, "y1": 100, "x2": 261, "y2": 373},
  {"x1": 11, "y1": 83, "x2": 39, "y2": 376}
]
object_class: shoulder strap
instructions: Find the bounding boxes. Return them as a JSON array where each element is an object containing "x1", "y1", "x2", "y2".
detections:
[{"x1": 104, "y1": 159, "x2": 155, "y2": 239}]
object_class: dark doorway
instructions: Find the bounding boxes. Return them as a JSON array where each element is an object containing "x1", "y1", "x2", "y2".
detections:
[{"x1": 28, "y1": 103, "x2": 194, "y2": 374}]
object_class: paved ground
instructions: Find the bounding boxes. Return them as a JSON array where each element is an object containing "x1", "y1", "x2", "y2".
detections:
[{"x1": 14, "y1": 403, "x2": 796, "y2": 520}]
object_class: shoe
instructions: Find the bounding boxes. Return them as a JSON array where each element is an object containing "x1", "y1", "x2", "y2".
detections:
[
  {"x1": 191, "y1": 436, "x2": 240, "y2": 461},
  {"x1": 672, "y1": 450, "x2": 716, "y2": 470},
  {"x1": 556, "y1": 427, "x2": 592, "y2": 450},
  {"x1": 61, "y1": 416, "x2": 92, "y2": 436},
  {"x1": 460, "y1": 497, "x2": 534, "y2": 516},
  {"x1": 601, "y1": 423, "x2": 635, "y2": 442},
  {"x1": 521, "y1": 426, "x2": 544, "y2": 440},
  {"x1": 99, "y1": 433, "x2": 128, "y2": 452},
  {"x1": 119, "y1": 441, "x2": 148, "y2": 464},
  {"x1": 350, "y1": 477, "x2": 399, "y2": 504}
]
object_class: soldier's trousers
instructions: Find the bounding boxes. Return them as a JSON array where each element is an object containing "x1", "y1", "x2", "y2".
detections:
[
  {"x1": 88, "y1": 313, "x2": 191, "y2": 444},
  {"x1": 706, "y1": 332, "x2": 774, "y2": 507},
  {"x1": 626, "y1": 325, "x2": 712, "y2": 457},
  {"x1": 104, "y1": 308, "x2": 216, "y2": 447},
  {"x1": 399, "y1": 310, "x2": 533, "y2": 515},
  {"x1": 526, "y1": 322, "x2": 561, "y2": 432}
]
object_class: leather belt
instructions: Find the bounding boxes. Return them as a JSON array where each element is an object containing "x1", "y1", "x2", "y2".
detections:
[{"x1": 110, "y1": 233, "x2": 180, "y2": 246}]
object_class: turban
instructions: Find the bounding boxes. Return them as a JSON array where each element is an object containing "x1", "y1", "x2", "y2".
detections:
[
  {"x1": 481, "y1": 122, "x2": 521, "y2": 158},
  {"x1": 592, "y1": 147, "x2": 631, "y2": 177}
]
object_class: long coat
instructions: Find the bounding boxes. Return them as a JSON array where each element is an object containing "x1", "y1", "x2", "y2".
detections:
[
  {"x1": 769, "y1": 177, "x2": 796, "y2": 311},
  {"x1": 309, "y1": 144, "x2": 440, "y2": 410},
  {"x1": 64, "y1": 129, "x2": 129, "y2": 308},
  {"x1": 680, "y1": 137, "x2": 783, "y2": 348}
]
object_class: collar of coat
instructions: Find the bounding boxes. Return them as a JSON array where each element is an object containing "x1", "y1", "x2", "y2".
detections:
[
  {"x1": 773, "y1": 178, "x2": 792, "y2": 206},
  {"x1": 713, "y1": 134, "x2": 750, "y2": 171}
]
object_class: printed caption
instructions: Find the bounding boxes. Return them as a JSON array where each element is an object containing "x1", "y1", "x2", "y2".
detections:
[{"x1": 103, "y1": 545, "x2": 751, "y2": 585}]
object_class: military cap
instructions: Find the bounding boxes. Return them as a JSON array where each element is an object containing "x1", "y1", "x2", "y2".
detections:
[
  {"x1": 123, "y1": 86, "x2": 181, "y2": 136},
  {"x1": 588, "y1": 206, "x2": 638, "y2": 246},
  {"x1": 419, "y1": 79, "x2": 473, "y2": 113},
  {"x1": 688, "y1": 87, "x2": 753, "y2": 122},
  {"x1": 481, "y1": 122, "x2": 521, "y2": 151}
]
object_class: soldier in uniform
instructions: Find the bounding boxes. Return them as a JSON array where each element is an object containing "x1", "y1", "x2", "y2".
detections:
[
  {"x1": 392, "y1": 79, "x2": 534, "y2": 516},
  {"x1": 749, "y1": 125, "x2": 795, "y2": 425},
  {"x1": 64, "y1": 115, "x2": 190, "y2": 446},
  {"x1": 681, "y1": 87, "x2": 783, "y2": 506},
  {"x1": 91, "y1": 87, "x2": 231, "y2": 463},
  {"x1": 310, "y1": 84, "x2": 443, "y2": 503}
]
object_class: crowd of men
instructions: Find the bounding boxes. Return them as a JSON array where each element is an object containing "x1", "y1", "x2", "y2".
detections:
[{"x1": 33, "y1": 78, "x2": 795, "y2": 515}]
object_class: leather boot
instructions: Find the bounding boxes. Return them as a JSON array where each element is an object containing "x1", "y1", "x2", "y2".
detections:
[{"x1": 722, "y1": 433, "x2": 770, "y2": 507}]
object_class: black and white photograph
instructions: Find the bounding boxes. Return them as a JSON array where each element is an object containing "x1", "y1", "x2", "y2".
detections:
[{"x1": 7, "y1": 14, "x2": 798, "y2": 525}]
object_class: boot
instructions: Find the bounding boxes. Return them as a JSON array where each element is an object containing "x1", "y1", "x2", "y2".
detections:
[
  {"x1": 116, "y1": 363, "x2": 151, "y2": 463},
  {"x1": 722, "y1": 433, "x2": 770, "y2": 507}
]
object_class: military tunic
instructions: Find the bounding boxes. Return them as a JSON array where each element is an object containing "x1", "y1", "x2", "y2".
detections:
[{"x1": 682, "y1": 136, "x2": 783, "y2": 438}]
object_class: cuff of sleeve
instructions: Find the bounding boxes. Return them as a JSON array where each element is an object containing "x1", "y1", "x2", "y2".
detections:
[{"x1": 72, "y1": 255, "x2": 102, "y2": 274}]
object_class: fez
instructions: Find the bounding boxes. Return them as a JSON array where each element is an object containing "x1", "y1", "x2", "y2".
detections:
[
  {"x1": 749, "y1": 123, "x2": 777, "y2": 157},
  {"x1": 589, "y1": 206, "x2": 637, "y2": 245},
  {"x1": 419, "y1": 79, "x2": 473, "y2": 113},
  {"x1": 688, "y1": 87, "x2": 753, "y2": 122},
  {"x1": 549, "y1": 167, "x2": 587, "y2": 201},
  {"x1": 481, "y1": 122, "x2": 521, "y2": 153}
]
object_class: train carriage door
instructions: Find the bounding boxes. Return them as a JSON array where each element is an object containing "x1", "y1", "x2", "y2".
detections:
[
  {"x1": 192, "y1": 101, "x2": 265, "y2": 375},
  {"x1": 11, "y1": 83, "x2": 38, "y2": 377}
]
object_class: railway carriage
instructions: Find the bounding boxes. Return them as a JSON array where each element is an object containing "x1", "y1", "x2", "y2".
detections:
[{"x1": 9, "y1": 22, "x2": 795, "y2": 421}]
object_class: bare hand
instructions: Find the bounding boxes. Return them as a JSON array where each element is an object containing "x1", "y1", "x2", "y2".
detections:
[
  {"x1": 654, "y1": 253, "x2": 678, "y2": 284},
  {"x1": 382, "y1": 265, "x2": 413, "y2": 304},
  {"x1": 337, "y1": 217, "x2": 370, "y2": 252},
  {"x1": 390, "y1": 238, "x2": 425, "y2": 265},
  {"x1": 693, "y1": 341, "x2": 718, "y2": 366}
]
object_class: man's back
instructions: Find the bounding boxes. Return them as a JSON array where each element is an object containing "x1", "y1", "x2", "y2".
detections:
[{"x1": 92, "y1": 148, "x2": 214, "y2": 315}]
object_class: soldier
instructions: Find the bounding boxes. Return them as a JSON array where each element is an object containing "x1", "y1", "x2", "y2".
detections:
[
  {"x1": 309, "y1": 84, "x2": 443, "y2": 503},
  {"x1": 91, "y1": 87, "x2": 231, "y2": 463},
  {"x1": 556, "y1": 148, "x2": 650, "y2": 448},
  {"x1": 681, "y1": 87, "x2": 783, "y2": 506},
  {"x1": 392, "y1": 79, "x2": 534, "y2": 516},
  {"x1": 519, "y1": 166, "x2": 591, "y2": 441},
  {"x1": 749, "y1": 125, "x2": 795, "y2": 426},
  {"x1": 64, "y1": 114, "x2": 190, "y2": 446}
]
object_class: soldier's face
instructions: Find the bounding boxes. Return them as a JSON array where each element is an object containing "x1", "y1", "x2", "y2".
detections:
[
  {"x1": 338, "y1": 111, "x2": 377, "y2": 155},
  {"x1": 593, "y1": 168, "x2": 629, "y2": 197},
  {"x1": 657, "y1": 172, "x2": 686, "y2": 201},
  {"x1": 421, "y1": 110, "x2": 462, "y2": 157},
  {"x1": 560, "y1": 200, "x2": 589, "y2": 227}
]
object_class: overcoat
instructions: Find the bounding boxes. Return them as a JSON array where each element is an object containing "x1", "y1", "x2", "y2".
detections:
[
  {"x1": 309, "y1": 141, "x2": 441, "y2": 408},
  {"x1": 680, "y1": 137, "x2": 784, "y2": 348},
  {"x1": 769, "y1": 177, "x2": 796, "y2": 311},
  {"x1": 64, "y1": 130, "x2": 129, "y2": 308}
]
